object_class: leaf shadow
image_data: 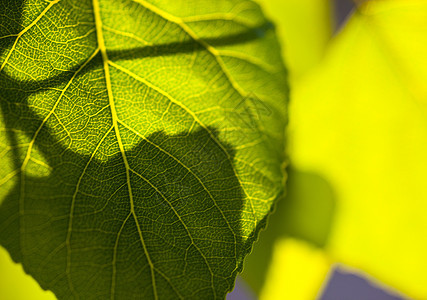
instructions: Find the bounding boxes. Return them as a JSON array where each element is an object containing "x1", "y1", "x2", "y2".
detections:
[
  {"x1": 0, "y1": 93, "x2": 248, "y2": 298},
  {"x1": 1, "y1": 17, "x2": 275, "y2": 96},
  {"x1": 107, "y1": 21, "x2": 274, "y2": 62},
  {"x1": 0, "y1": 2, "x2": 278, "y2": 298},
  {"x1": 0, "y1": 0, "x2": 284, "y2": 298}
]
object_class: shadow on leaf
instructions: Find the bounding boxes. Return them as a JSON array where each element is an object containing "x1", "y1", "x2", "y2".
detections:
[
  {"x1": 0, "y1": 94, "x2": 247, "y2": 298},
  {"x1": 0, "y1": 2, "x2": 273, "y2": 298}
]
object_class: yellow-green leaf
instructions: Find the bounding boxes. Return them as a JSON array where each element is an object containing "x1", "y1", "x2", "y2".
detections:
[{"x1": 0, "y1": 0, "x2": 288, "y2": 298}]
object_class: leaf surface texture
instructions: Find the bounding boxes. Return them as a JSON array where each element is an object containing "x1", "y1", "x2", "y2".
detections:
[{"x1": 0, "y1": 0, "x2": 288, "y2": 298}]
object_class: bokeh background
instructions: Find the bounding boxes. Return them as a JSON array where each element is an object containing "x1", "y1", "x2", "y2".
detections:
[{"x1": 230, "y1": 0, "x2": 427, "y2": 299}]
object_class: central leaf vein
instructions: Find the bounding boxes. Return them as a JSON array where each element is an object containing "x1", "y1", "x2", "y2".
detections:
[{"x1": 92, "y1": 0, "x2": 157, "y2": 298}]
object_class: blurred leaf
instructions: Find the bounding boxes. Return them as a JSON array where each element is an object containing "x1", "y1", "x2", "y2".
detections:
[
  {"x1": 244, "y1": 0, "x2": 427, "y2": 299},
  {"x1": 290, "y1": 1, "x2": 427, "y2": 297},
  {"x1": 260, "y1": 239, "x2": 330, "y2": 300},
  {"x1": 255, "y1": 0, "x2": 332, "y2": 81},
  {"x1": 0, "y1": 246, "x2": 55, "y2": 300}
]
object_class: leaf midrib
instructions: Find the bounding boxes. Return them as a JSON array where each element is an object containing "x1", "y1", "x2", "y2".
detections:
[
  {"x1": 92, "y1": 0, "x2": 159, "y2": 298},
  {"x1": 92, "y1": 1, "x2": 238, "y2": 299}
]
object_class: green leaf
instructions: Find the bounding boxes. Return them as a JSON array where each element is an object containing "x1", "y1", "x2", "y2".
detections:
[{"x1": 0, "y1": 0, "x2": 287, "y2": 299}]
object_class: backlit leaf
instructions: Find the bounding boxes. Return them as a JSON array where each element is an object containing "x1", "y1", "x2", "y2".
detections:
[{"x1": 0, "y1": 0, "x2": 288, "y2": 298}]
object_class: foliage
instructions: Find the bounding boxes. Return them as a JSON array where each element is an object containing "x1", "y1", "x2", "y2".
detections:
[
  {"x1": 0, "y1": 0, "x2": 287, "y2": 299},
  {"x1": 2, "y1": 0, "x2": 427, "y2": 299}
]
